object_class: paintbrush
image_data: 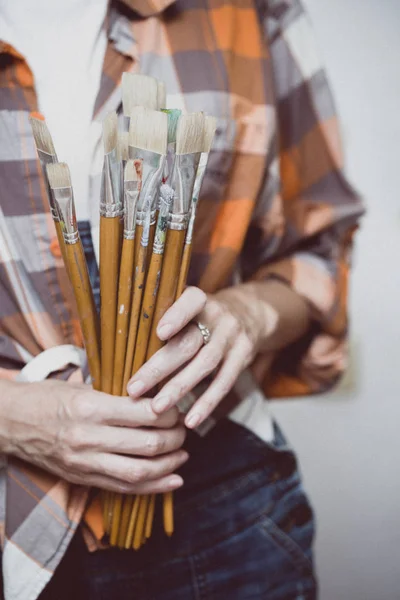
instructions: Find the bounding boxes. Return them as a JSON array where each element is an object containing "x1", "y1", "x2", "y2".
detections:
[
  {"x1": 112, "y1": 159, "x2": 141, "y2": 396},
  {"x1": 157, "y1": 81, "x2": 167, "y2": 110},
  {"x1": 131, "y1": 184, "x2": 174, "y2": 374},
  {"x1": 146, "y1": 112, "x2": 205, "y2": 361},
  {"x1": 122, "y1": 73, "x2": 158, "y2": 131},
  {"x1": 121, "y1": 107, "x2": 168, "y2": 395},
  {"x1": 99, "y1": 112, "x2": 123, "y2": 394},
  {"x1": 46, "y1": 163, "x2": 101, "y2": 390},
  {"x1": 176, "y1": 116, "x2": 217, "y2": 297},
  {"x1": 30, "y1": 116, "x2": 64, "y2": 256},
  {"x1": 118, "y1": 131, "x2": 129, "y2": 166},
  {"x1": 142, "y1": 113, "x2": 205, "y2": 540},
  {"x1": 161, "y1": 109, "x2": 181, "y2": 185}
]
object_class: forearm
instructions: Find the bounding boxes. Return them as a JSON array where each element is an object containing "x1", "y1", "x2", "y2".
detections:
[
  {"x1": 214, "y1": 279, "x2": 311, "y2": 354},
  {"x1": 0, "y1": 378, "x2": 23, "y2": 454}
]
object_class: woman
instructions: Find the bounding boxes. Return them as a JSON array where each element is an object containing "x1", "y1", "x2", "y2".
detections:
[{"x1": 0, "y1": 0, "x2": 363, "y2": 598}]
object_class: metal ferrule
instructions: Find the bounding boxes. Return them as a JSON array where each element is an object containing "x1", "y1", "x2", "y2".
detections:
[
  {"x1": 168, "y1": 212, "x2": 190, "y2": 231},
  {"x1": 153, "y1": 189, "x2": 174, "y2": 254},
  {"x1": 100, "y1": 148, "x2": 123, "y2": 218},
  {"x1": 128, "y1": 147, "x2": 166, "y2": 215},
  {"x1": 185, "y1": 151, "x2": 210, "y2": 245},
  {"x1": 136, "y1": 208, "x2": 157, "y2": 227},
  {"x1": 52, "y1": 187, "x2": 79, "y2": 245},
  {"x1": 140, "y1": 198, "x2": 152, "y2": 248},
  {"x1": 169, "y1": 152, "x2": 201, "y2": 215},
  {"x1": 163, "y1": 141, "x2": 176, "y2": 184},
  {"x1": 124, "y1": 181, "x2": 140, "y2": 239},
  {"x1": 37, "y1": 150, "x2": 58, "y2": 219}
]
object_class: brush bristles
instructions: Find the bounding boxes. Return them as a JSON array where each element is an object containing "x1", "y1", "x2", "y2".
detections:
[
  {"x1": 164, "y1": 109, "x2": 181, "y2": 144},
  {"x1": 30, "y1": 117, "x2": 56, "y2": 155},
  {"x1": 157, "y1": 81, "x2": 167, "y2": 110},
  {"x1": 125, "y1": 159, "x2": 138, "y2": 182},
  {"x1": 176, "y1": 112, "x2": 205, "y2": 155},
  {"x1": 129, "y1": 106, "x2": 167, "y2": 155},
  {"x1": 203, "y1": 116, "x2": 217, "y2": 153},
  {"x1": 118, "y1": 132, "x2": 129, "y2": 161},
  {"x1": 122, "y1": 73, "x2": 158, "y2": 116},
  {"x1": 46, "y1": 162, "x2": 72, "y2": 189},
  {"x1": 103, "y1": 112, "x2": 118, "y2": 154}
]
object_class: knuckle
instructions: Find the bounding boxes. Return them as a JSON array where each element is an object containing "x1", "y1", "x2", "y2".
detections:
[
  {"x1": 142, "y1": 362, "x2": 162, "y2": 382},
  {"x1": 127, "y1": 463, "x2": 149, "y2": 483},
  {"x1": 75, "y1": 394, "x2": 97, "y2": 422},
  {"x1": 68, "y1": 425, "x2": 88, "y2": 451},
  {"x1": 144, "y1": 432, "x2": 164, "y2": 456},
  {"x1": 178, "y1": 328, "x2": 201, "y2": 356},
  {"x1": 205, "y1": 298, "x2": 224, "y2": 321},
  {"x1": 143, "y1": 399, "x2": 158, "y2": 423}
]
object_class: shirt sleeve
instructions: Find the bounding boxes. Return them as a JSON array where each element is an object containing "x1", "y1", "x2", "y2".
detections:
[{"x1": 241, "y1": 0, "x2": 365, "y2": 397}]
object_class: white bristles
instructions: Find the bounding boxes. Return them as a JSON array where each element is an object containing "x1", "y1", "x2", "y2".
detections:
[
  {"x1": 129, "y1": 106, "x2": 167, "y2": 155},
  {"x1": 157, "y1": 81, "x2": 167, "y2": 110},
  {"x1": 122, "y1": 73, "x2": 158, "y2": 116},
  {"x1": 202, "y1": 116, "x2": 217, "y2": 153},
  {"x1": 175, "y1": 112, "x2": 205, "y2": 155},
  {"x1": 118, "y1": 132, "x2": 129, "y2": 161},
  {"x1": 102, "y1": 112, "x2": 118, "y2": 154},
  {"x1": 30, "y1": 117, "x2": 56, "y2": 155},
  {"x1": 124, "y1": 159, "x2": 138, "y2": 182},
  {"x1": 46, "y1": 162, "x2": 72, "y2": 189}
]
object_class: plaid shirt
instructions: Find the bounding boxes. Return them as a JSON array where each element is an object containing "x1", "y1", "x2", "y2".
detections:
[{"x1": 0, "y1": 0, "x2": 363, "y2": 597}]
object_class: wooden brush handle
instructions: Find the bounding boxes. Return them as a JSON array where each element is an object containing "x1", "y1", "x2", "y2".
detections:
[
  {"x1": 100, "y1": 217, "x2": 121, "y2": 393},
  {"x1": 122, "y1": 243, "x2": 148, "y2": 394},
  {"x1": 132, "y1": 251, "x2": 163, "y2": 374},
  {"x1": 112, "y1": 238, "x2": 135, "y2": 396},
  {"x1": 146, "y1": 229, "x2": 186, "y2": 359},
  {"x1": 175, "y1": 242, "x2": 192, "y2": 299},
  {"x1": 65, "y1": 242, "x2": 101, "y2": 390}
]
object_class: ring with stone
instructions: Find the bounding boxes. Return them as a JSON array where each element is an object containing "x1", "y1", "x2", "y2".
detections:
[{"x1": 195, "y1": 321, "x2": 211, "y2": 345}]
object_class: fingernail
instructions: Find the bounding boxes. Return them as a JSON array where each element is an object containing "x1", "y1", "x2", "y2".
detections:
[
  {"x1": 186, "y1": 413, "x2": 201, "y2": 429},
  {"x1": 157, "y1": 323, "x2": 172, "y2": 339},
  {"x1": 153, "y1": 395, "x2": 171, "y2": 412},
  {"x1": 168, "y1": 475, "x2": 183, "y2": 489},
  {"x1": 127, "y1": 380, "x2": 145, "y2": 397},
  {"x1": 180, "y1": 451, "x2": 189, "y2": 462}
]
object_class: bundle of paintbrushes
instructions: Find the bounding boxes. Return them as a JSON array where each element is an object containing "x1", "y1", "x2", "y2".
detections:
[{"x1": 30, "y1": 73, "x2": 216, "y2": 549}]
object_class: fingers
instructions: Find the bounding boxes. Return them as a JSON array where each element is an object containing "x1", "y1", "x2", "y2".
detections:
[
  {"x1": 73, "y1": 424, "x2": 186, "y2": 457},
  {"x1": 65, "y1": 471, "x2": 184, "y2": 495},
  {"x1": 69, "y1": 393, "x2": 180, "y2": 429},
  {"x1": 149, "y1": 317, "x2": 234, "y2": 414},
  {"x1": 156, "y1": 286, "x2": 207, "y2": 341},
  {"x1": 74, "y1": 449, "x2": 189, "y2": 485},
  {"x1": 185, "y1": 345, "x2": 247, "y2": 429},
  {"x1": 127, "y1": 324, "x2": 203, "y2": 398}
]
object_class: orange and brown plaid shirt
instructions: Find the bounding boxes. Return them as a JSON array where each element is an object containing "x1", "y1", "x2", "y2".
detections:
[{"x1": 0, "y1": 0, "x2": 363, "y2": 597}]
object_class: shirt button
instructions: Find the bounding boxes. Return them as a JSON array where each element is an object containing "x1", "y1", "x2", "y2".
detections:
[{"x1": 50, "y1": 236, "x2": 62, "y2": 259}]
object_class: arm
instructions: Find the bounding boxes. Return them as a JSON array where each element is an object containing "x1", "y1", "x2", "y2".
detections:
[
  {"x1": 0, "y1": 377, "x2": 187, "y2": 493},
  {"x1": 127, "y1": 0, "x2": 363, "y2": 426}
]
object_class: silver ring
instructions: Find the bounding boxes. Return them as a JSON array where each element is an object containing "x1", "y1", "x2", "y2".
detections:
[{"x1": 196, "y1": 321, "x2": 211, "y2": 345}]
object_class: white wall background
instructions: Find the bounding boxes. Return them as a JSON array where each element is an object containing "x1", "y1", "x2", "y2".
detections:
[{"x1": 271, "y1": 1, "x2": 400, "y2": 599}]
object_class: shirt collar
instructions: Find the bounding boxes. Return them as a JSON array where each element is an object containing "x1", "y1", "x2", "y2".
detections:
[{"x1": 121, "y1": 0, "x2": 176, "y2": 17}]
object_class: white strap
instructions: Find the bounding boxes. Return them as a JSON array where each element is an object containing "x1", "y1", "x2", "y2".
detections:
[{"x1": 15, "y1": 345, "x2": 87, "y2": 383}]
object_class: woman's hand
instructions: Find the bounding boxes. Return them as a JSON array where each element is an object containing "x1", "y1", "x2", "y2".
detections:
[
  {"x1": 127, "y1": 286, "x2": 274, "y2": 429},
  {"x1": 0, "y1": 379, "x2": 188, "y2": 494}
]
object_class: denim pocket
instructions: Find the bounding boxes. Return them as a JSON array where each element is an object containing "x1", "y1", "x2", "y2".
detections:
[{"x1": 256, "y1": 512, "x2": 315, "y2": 579}]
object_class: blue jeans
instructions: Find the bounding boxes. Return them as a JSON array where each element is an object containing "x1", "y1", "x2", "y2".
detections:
[{"x1": 41, "y1": 419, "x2": 317, "y2": 599}]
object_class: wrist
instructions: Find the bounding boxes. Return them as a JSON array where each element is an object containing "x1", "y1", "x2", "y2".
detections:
[
  {"x1": 0, "y1": 379, "x2": 28, "y2": 454},
  {"x1": 213, "y1": 282, "x2": 278, "y2": 353}
]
